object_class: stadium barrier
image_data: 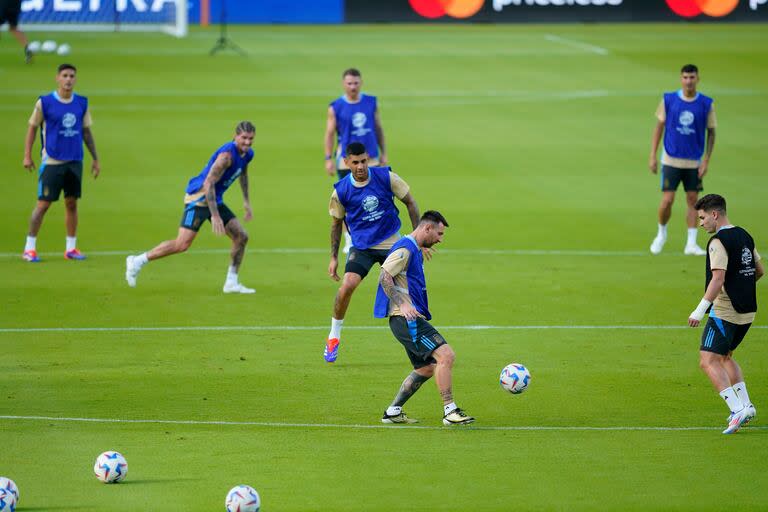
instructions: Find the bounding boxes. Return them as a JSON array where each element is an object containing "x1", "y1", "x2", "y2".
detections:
[{"x1": 344, "y1": 0, "x2": 768, "y2": 23}]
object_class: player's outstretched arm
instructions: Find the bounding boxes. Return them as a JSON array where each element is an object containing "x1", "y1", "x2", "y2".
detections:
[
  {"x1": 324, "y1": 106, "x2": 337, "y2": 176},
  {"x1": 204, "y1": 152, "x2": 230, "y2": 235},
  {"x1": 83, "y1": 127, "x2": 100, "y2": 178},
  {"x1": 239, "y1": 166, "x2": 252, "y2": 221},
  {"x1": 23, "y1": 124, "x2": 37, "y2": 171}
]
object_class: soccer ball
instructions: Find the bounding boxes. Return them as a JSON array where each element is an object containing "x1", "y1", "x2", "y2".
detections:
[
  {"x1": 27, "y1": 40, "x2": 41, "y2": 53},
  {"x1": 0, "y1": 488, "x2": 16, "y2": 512},
  {"x1": 57, "y1": 43, "x2": 71, "y2": 56},
  {"x1": 93, "y1": 451, "x2": 128, "y2": 483},
  {"x1": 499, "y1": 363, "x2": 531, "y2": 394},
  {"x1": 225, "y1": 485, "x2": 260, "y2": 512},
  {"x1": 0, "y1": 478, "x2": 17, "y2": 504},
  {"x1": 41, "y1": 40, "x2": 58, "y2": 53}
]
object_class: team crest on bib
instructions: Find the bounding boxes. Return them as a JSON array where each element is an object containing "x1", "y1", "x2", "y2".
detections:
[
  {"x1": 362, "y1": 195, "x2": 379, "y2": 213},
  {"x1": 62, "y1": 113, "x2": 77, "y2": 128},
  {"x1": 742, "y1": 247, "x2": 753, "y2": 266},
  {"x1": 352, "y1": 112, "x2": 367, "y2": 128},
  {"x1": 679, "y1": 111, "x2": 694, "y2": 126}
]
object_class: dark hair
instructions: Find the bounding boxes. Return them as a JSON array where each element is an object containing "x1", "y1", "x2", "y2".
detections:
[
  {"x1": 694, "y1": 193, "x2": 726, "y2": 213},
  {"x1": 346, "y1": 142, "x2": 366, "y2": 156},
  {"x1": 57, "y1": 63, "x2": 76, "y2": 73},
  {"x1": 235, "y1": 121, "x2": 255, "y2": 134},
  {"x1": 342, "y1": 68, "x2": 361, "y2": 79},
  {"x1": 681, "y1": 64, "x2": 698, "y2": 74},
  {"x1": 420, "y1": 210, "x2": 449, "y2": 227}
]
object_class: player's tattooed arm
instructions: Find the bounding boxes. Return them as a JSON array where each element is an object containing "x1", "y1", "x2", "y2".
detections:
[
  {"x1": 330, "y1": 217, "x2": 343, "y2": 257},
  {"x1": 400, "y1": 192, "x2": 421, "y2": 230},
  {"x1": 204, "y1": 153, "x2": 230, "y2": 233},
  {"x1": 239, "y1": 166, "x2": 253, "y2": 221},
  {"x1": 379, "y1": 270, "x2": 407, "y2": 307}
]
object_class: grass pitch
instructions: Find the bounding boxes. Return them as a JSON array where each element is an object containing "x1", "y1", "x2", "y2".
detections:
[{"x1": 1, "y1": 23, "x2": 767, "y2": 511}]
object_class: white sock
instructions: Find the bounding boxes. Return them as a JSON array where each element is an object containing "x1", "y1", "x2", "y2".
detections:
[
  {"x1": 443, "y1": 402, "x2": 457, "y2": 415},
  {"x1": 66, "y1": 236, "x2": 77, "y2": 252},
  {"x1": 657, "y1": 224, "x2": 667, "y2": 238},
  {"x1": 686, "y1": 228, "x2": 698, "y2": 246},
  {"x1": 719, "y1": 386, "x2": 744, "y2": 413},
  {"x1": 25, "y1": 236, "x2": 37, "y2": 252},
  {"x1": 329, "y1": 317, "x2": 343, "y2": 340},
  {"x1": 733, "y1": 381, "x2": 752, "y2": 407},
  {"x1": 226, "y1": 265, "x2": 238, "y2": 284},
  {"x1": 386, "y1": 406, "x2": 402, "y2": 416},
  {"x1": 135, "y1": 252, "x2": 149, "y2": 268}
]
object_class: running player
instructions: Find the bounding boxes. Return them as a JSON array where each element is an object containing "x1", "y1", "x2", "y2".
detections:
[
  {"x1": 325, "y1": 142, "x2": 422, "y2": 363},
  {"x1": 125, "y1": 121, "x2": 256, "y2": 294}
]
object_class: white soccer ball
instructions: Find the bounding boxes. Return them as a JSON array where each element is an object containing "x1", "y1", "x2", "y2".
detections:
[
  {"x1": 93, "y1": 451, "x2": 128, "y2": 483},
  {"x1": 57, "y1": 43, "x2": 71, "y2": 56},
  {"x1": 0, "y1": 486, "x2": 17, "y2": 512},
  {"x1": 28, "y1": 40, "x2": 41, "y2": 53},
  {"x1": 41, "y1": 40, "x2": 57, "y2": 53},
  {"x1": 225, "y1": 485, "x2": 260, "y2": 512},
  {"x1": 0, "y1": 478, "x2": 18, "y2": 504},
  {"x1": 500, "y1": 363, "x2": 531, "y2": 394}
]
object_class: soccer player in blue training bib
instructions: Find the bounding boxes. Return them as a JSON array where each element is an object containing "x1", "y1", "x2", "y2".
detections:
[
  {"x1": 688, "y1": 194, "x2": 763, "y2": 434},
  {"x1": 23, "y1": 63, "x2": 101, "y2": 262},
  {"x1": 125, "y1": 121, "x2": 256, "y2": 294},
  {"x1": 323, "y1": 68, "x2": 388, "y2": 254},
  {"x1": 374, "y1": 211, "x2": 474, "y2": 426},
  {"x1": 325, "y1": 142, "x2": 424, "y2": 363},
  {"x1": 649, "y1": 64, "x2": 717, "y2": 256}
]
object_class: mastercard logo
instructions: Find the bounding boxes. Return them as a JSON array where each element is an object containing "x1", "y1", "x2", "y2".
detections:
[
  {"x1": 665, "y1": 0, "x2": 739, "y2": 17},
  {"x1": 409, "y1": 0, "x2": 485, "y2": 19}
]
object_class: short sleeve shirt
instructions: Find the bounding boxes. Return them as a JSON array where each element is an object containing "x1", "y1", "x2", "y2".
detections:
[{"x1": 709, "y1": 238, "x2": 761, "y2": 324}]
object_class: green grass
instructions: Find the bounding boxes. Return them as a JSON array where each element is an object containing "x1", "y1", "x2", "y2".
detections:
[{"x1": 1, "y1": 23, "x2": 768, "y2": 511}]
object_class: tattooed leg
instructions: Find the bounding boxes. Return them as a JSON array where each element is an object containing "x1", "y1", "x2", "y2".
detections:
[{"x1": 391, "y1": 369, "x2": 432, "y2": 408}]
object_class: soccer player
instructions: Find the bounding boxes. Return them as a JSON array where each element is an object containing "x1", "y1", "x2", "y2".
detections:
[
  {"x1": 375, "y1": 211, "x2": 474, "y2": 426},
  {"x1": 688, "y1": 194, "x2": 763, "y2": 434},
  {"x1": 22, "y1": 63, "x2": 100, "y2": 262},
  {"x1": 323, "y1": 68, "x2": 388, "y2": 254},
  {"x1": 325, "y1": 142, "x2": 422, "y2": 363},
  {"x1": 125, "y1": 121, "x2": 256, "y2": 294},
  {"x1": 649, "y1": 64, "x2": 716, "y2": 256},
  {"x1": 0, "y1": 0, "x2": 32, "y2": 63}
]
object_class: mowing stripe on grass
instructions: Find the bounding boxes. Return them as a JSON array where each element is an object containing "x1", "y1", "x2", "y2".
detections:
[
  {"x1": 0, "y1": 248, "x2": 655, "y2": 257},
  {"x1": 1, "y1": 415, "x2": 763, "y2": 432},
  {"x1": 0, "y1": 325, "x2": 765, "y2": 333},
  {"x1": 544, "y1": 34, "x2": 609, "y2": 55}
]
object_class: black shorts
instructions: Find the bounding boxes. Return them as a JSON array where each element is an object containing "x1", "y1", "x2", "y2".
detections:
[
  {"x1": 180, "y1": 202, "x2": 236, "y2": 232},
  {"x1": 0, "y1": 0, "x2": 21, "y2": 27},
  {"x1": 38, "y1": 161, "x2": 83, "y2": 201},
  {"x1": 345, "y1": 246, "x2": 390, "y2": 278},
  {"x1": 389, "y1": 316, "x2": 447, "y2": 369},
  {"x1": 661, "y1": 165, "x2": 702, "y2": 192},
  {"x1": 700, "y1": 316, "x2": 751, "y2": 355}
]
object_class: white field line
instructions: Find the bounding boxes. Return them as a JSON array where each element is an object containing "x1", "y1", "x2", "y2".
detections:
[
  {"x1": 0, "y1": 248, "x2": 650, "y2": 258},
  {"x1": 2, "y1": 415, "x2": 762, "y2": 432},
  {"x1": 545, "y1": 34, "x2": 609, "y2": 55},
  {"x1": 0, "y1": 325, "x2": 765, "y2": 333}
]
